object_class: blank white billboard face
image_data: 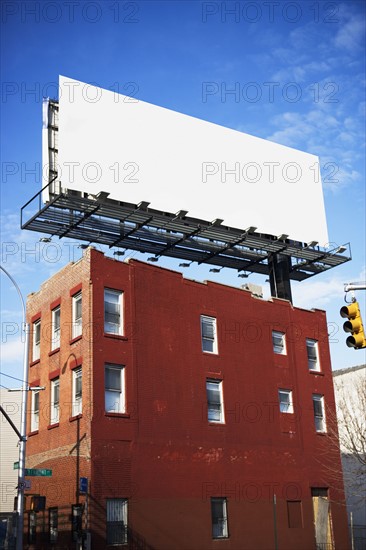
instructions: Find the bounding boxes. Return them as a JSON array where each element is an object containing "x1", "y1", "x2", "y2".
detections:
[{"x1": 51, "y1": 76, "x2": 328, "y2": 244}]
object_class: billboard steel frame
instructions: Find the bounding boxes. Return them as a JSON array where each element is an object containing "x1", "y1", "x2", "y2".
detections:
[{"x1": 21, "y1": 184, "x2": 351, "y2": 283}]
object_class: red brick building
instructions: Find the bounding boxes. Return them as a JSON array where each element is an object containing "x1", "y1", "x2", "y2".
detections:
[{"x1": 25, "y1": 247, "x2": 349, "y2": 549}]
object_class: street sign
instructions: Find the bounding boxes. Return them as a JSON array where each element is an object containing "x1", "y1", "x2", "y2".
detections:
[
  {"x1": 13, "y1": 461, "x2": 19, "y2": 469},
  {"x1": 25, "y1": 468, "x2": 52, "y2": 477},
  {"x1": 79, "y1": 477, "x2": 88, "y2": 494}
]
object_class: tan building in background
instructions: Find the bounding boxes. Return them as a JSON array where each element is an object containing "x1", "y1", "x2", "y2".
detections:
[
  {"x1": 333, "y1": 364, "x2": 366, "y2": 550},
  {"x1": 0, "y1": 389, "x2": 21, "y2": 513}
]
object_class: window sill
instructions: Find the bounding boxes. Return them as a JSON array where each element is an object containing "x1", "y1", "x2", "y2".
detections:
[
  {"x1": 30, "y1": 359, "x2": 40, "y2": 367},
  {"x1": 309, "y1": 370, "x2": 324, "y2": 375},
  {"x1": 28, "y1": 430, "x2": 39, "y2": 437},
  {"x1": 104, "y1": 333, "x2": 128, "y2": 341},
  {"x1": 202, "y1": 351, "x2": 219, "y2": 356},
  {"x1": 316, "y1": 431, "x2": 327, "y2": 436},
  {"x1": 69, "y1": 414, "x2": 83, "y2": 422},
  {"x1": 70, "y1": 335, "x2": 82, "y2": 345},
  {"x1": 48, "y1": 348, "x2": 60, "y2": 357},
  {"x1": 105, "y1": 412, "x2": 130, "y2": 418},
  {"x1": 208, "y1": 421, "x2": 225, "y2": 426},
  {"x1": 47, "y1": 423, "x2": 59, "y2": 430}
]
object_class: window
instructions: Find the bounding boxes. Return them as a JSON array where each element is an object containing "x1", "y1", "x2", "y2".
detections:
[
  {"x1": 72, "y1": 292, "x2": 82, "y2": 339},
  {"x1": 306, "y1": 339, "x2": 320, "y2": 371},
  {"x1": 278, "y1": 389, "x2": 293, "y2": 414},
  {"x1": 272, "y1": 331, "x2": 286, "y2": 355},
  {"x1": 50, "y1": 378, "x2": 60, "y2": 424},
  {"x1": 28, "y1": 511, "x2": 37, "y2": 544},
  {"x1": 311, "y1": 488, "x2": 333, "y2": 547},
  {"x1": 32, "y1": 319, "x2": 41, "y2": 361},
  {"x1": 72, "y1": 504, "x2": 83, "y2": 542},
  {"x1": 313, "y1": 394, "x2": 326, "y2": 432},
  {"x1": 72, "y1": 367, "x2": 82, "y2": 417},
  {"x1": 49, "y1": 507, "x2": 58, "y2": 543},
  {"x1": 206, "y1": 380, "x2": 224, "y2": 423},
  {"x1": 201, "y1": 315, "x2": 217, "y2": 353},
  {"x1": 211, "y1": 497, "x2": 228, "y2": 539},
  {"x1": 31, "y1": 390, "x2": 40, "y2": 432},
  {"x1": 104, "y1": 289, "x2": 123, "y2": 335},
  {"x1": 51, "y1": 306, "x2": 60, "y2": 350},
  {"x1": 105, "y1": 365, "x2": 125, "y2": 413},
  {"x1": 106, "y1": 498, "x2": 128, "y2": 545},
  {"x1": 287, "y1": 501, "x2": 303, "y2": 528}
]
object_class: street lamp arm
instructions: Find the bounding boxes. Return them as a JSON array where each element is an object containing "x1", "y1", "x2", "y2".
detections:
[
  {"x1": 0, "y1": 263, "x2": 30, "y2": 550},
  {"x1": 0, "y1": 265, "x2": 26, "y2": 319}
]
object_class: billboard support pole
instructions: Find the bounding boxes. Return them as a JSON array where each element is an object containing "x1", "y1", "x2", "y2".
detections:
[{"x1": 268, "y1": 253, "x2": 293, "y2": 303}]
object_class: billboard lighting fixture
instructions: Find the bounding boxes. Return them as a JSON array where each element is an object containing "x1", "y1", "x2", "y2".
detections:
[
  {"x1": 212, "y1": 218, "x2": 224, "y2": 226},
  {"x1": 335, "y1": 245, "x2": 347, "y2": 254},
  {"x1": 78, "y1": 243, "x2": 89, "y2": 250},
  {"x1": 113, "y1": 250, "x2": 125, "y2": 257},
  {"x1": 147, "y1": 256, "x2": 159, "y2": 262},
  {"x1": 138, "y1": 201, "x2": 150, "y2": 210},
  {"x1": 305, "y1": 241, "x2": 318, "y2": 249},
  {"x1": 179, "y1": 262, "x2": 192, "y2": 268},
  {"x1": 238, "y1": 272, "x2": 249, "y2": 278},
  {"x1": 277, "y1": 234, "x2": 289, "y2": 241},
  {"x1": 245, "y1": 226, "x2": 257, "y2": 234},
  {"x1": 209, "y1": 267, "x2": 223, "y2": 273},
  {"x1": 39, "y1": 237, "x2": 52, "y2": 243},
  {"x1": 95, "y1": 191, "x2": 110, "y2": 202},
  {"x1": 175, "y1": 210, "x2": 188, "y2": 219}
]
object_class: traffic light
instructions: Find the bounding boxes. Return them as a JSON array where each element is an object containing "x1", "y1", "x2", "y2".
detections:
[{"x1": 340, "y1": 301, "x2": 366, "y2": 349}]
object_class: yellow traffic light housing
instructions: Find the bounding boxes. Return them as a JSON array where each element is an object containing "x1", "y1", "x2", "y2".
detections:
[{"x1": 340, "y1": 301, "x2": 366, "y2": 349}]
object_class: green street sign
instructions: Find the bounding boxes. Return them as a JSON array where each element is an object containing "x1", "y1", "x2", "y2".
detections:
[
  {"x1": 25, "y1": 468, "x2": 52, "y2": 477},
  {"x1": 13, "y1": 461, "x2": 19, "y2": 470}
]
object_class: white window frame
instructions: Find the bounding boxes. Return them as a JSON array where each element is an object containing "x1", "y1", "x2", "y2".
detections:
[
  {"x1": 106, "y1": 498, "x2": 128, "y2": 545},
  {"x1": 313, "y1": 394, "x2": 326, "y2": 433},
  {"x1": 49, "y1": 507, "x2": 58, "y2": 543},
  {"x1": 272, "y1": 331, "x2": 286, "y2": 355},
  {"x1": 306, "y1": 338, "x2": 320, "y2": 371},
  {"x1": 72, "y1": 367, "x2": 82, "y2": 417},
  {"x1": 104, "y1": 289, "x2": 123, "y2": 335},
  {"x1": 50, "y1": 378, "x2": 60, "y2": 424},
  {"x1": 201, "y1": 315, "x2": 218, "y2": 354},
  {"x1": 31, "y1": 389, "x2": 40, "y2": 432},
  {"x1": 206, "y1": 379, "x2": 224, "y2": 423},
  {"x1": 105, "y1": 364, "x2": 125, "y2": 413},
  {"x1": 278, "y1": 389, "x2": 294, "y2": 414},
  {"x1": 211, "y1": 497, "x2": 229, "y2": 539},
  {"x1": 72, "y1": 292, "x2": 82, "y2": 339},
  {"x1": 32, "y1": 319, "x2": 41, "y2": 361},
  {"x1": 51, "y1": 306, "x2": 61, "y2": 350}
]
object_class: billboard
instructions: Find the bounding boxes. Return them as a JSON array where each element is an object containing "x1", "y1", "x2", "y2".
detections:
[{"x1": 44, "y1": 76, "x2": 329, "y2": 244}]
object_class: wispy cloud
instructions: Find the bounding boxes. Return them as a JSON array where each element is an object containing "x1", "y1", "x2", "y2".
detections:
[{"x1": 334, "y1": 11, "x2": 366, "y2": 51}]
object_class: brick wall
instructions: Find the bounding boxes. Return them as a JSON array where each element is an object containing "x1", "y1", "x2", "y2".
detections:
[{"x1": 24, "y1": 248, "x2": 349, "y2": 549}]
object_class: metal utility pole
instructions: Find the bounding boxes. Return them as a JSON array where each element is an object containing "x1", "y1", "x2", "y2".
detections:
[
  {"x1": 0, "y1": 265, "x2": 30, "y2": 550},
  {"x1": 268, "y1": 253, "x2": 293, "y2": 303}
]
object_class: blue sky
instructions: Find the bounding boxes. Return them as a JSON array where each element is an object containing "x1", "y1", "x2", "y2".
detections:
[{"x1": 1, "y1": 0, "x2": 365, "y2": 387}]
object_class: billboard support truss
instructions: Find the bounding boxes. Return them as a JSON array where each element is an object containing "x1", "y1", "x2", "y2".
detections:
[{"x1": 21, "y1": 183, "x2": 351, "y2": 300}]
